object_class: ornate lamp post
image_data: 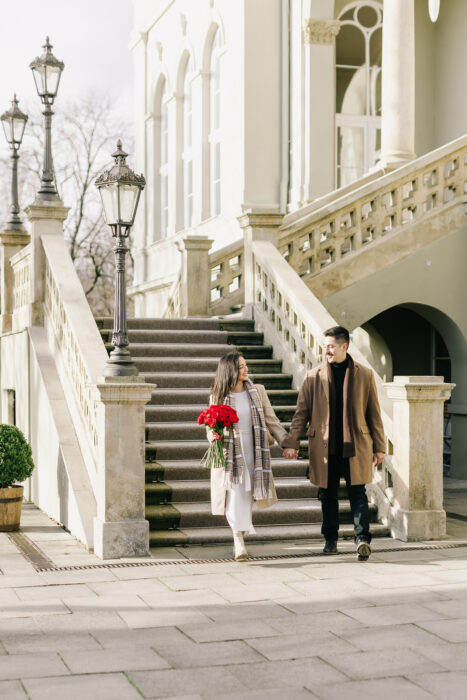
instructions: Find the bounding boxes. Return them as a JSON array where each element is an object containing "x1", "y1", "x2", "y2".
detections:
[
  {"x1": 95, "y1": 141, "x2": 145, "y2": 377},
  {"x1": 29, "y1": 37, "x2": 64, "y2": 201},
  {"x1": 1, "y1": 96, "x2": 28, "y2": 230}
]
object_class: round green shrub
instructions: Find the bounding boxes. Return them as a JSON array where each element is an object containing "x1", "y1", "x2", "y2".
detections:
[{"x1": 0, "y1": 424, "x2": 35, "y2": 489}]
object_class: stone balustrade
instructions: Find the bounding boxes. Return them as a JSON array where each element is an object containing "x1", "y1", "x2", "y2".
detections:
[
  {"x1": 278, "y1": 134, "x2": 467, "y2": 284},
  {"x1": 209, "y1": 240, "x2": 244, "y2": 316},
  {"x1": 11, "y1": 244, "x2": 31, "y2": 318},
  {"x1": 163, "y1": 276, "x2": 181, "y2": 318}
]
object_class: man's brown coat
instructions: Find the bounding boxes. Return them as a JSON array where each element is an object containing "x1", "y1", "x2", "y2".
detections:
[{"x1": 283, "y1": 359, "x2": 386, "y2": 487}]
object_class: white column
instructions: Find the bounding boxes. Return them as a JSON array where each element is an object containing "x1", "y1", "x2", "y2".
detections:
[
  {"x1": 380, "y1": 0, "x2": 416, "y2": 169},
  {"x1": 239, "y1": 213, "x2": 283, "y2": 312},
  {"x1": 190, "y1": 70, "x2": 206, "y2": 226},
  {"x1": 166, "y1": 93, "x2": 178, "y2": 237},
  {"x1": 385, "y1": 376, "x2": 455, "y2": 541}
]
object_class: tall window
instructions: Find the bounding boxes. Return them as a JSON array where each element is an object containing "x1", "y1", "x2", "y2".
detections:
[
  {"x1": 209, "y1": 28, "x2": 222, "y2": 217},
  {"x1": 336, "y1": 2, "x2": 382, "y2": 187},
  {"x1": 183, "y1": 58, "x2": 194, "y2": 229},
  {"x1": 159, "y1": 80, "x2": 169, "y2": 238}
]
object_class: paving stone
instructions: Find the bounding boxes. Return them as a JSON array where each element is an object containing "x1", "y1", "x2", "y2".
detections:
[
  {"x1": 265, "y1": 610, "x2": 364, "y2": 635},
  {"x1": 338, "y1": 622, "x2": 444, "y2": 651},
  {"x1": 340, "y1": 603, "x2": 444, "y2": 626},
  {"x1": 140, "y1": 589, "x2": 227, "y2": 608},
  {"x1": 0, "y1": 653, "x2": 68, "y2": 680},
  {"x1": 210, "y1": 689, "x2": 317, "y2": 700},
  {"x1": 23, "y1": 673, "x2": 142, "y2": 700},
  {"x1": 159, "y1": 573, "x2": 238, "y2": 591},
  {"x1": 0, "y1": 680, "x2": 27, "y2": 699},
  {"x1": 88, "y1": 578, "x2": 171, "y2": 596},
  {"x1": 111, "y1": 564, "x2": 188, "y2": 580},
  {"x1": 420, "y1": 599, "x2": 467, "y2": 618},
  {"x1": 417, "y1": 618, "x2": 467, "y2": 643},
  {"x1": 246, "y1": 630, "x2": 356, "y2": 660},
  {"x1": 409, "y1": 671, "x2": 467, "y2": 700},
  {"x1": 0, "y1": 599, "x2": 69, "y2": 619},
  {"x1": 62, "y1": 594, "x2": 150, "y2": 613},
  {"x1": 320, "y1": 648, "x2": 444, "y2": 680},
  {"x1": 416, "y1": 642, "x2": 467, "y2": 671},
  {"x1": 194, "y1": 600, "x2": 293, "y2": 623},
  {"x1": 156, "y1": 639, "x2": 264, "y2": 668},
  {"x1": 2, "y1": 632, "x2": 102, "y2": 654},
  {"x1": 350, "y1": 585, "x2": 449, "y2": 607},
  {"x1": 128, "y1": 667, "x2": 246, "y2": 698},
  {"x1": 35, "y1": 610, "x2": 128, "y2": 633},
  {"x1": 309, "y1": 676, "x2": 437, "y2": 700},
  {"x1": 14, "y1": 584, "x2": 98, "y2": 601},
  {"x1": 60, "y1": 646, "x2": 170, "y2": 673},
  {"x1": 229, "y1": 658, "x2": 347, "y2": 689},
  {"x1": 180, "y1": 619, "x2": 279, "y2": 643},
  {"x1": 211, "y1": 582, "x2": 295, "y2": 603},
  {"x1": 118, "y1": 607, "x2": 212, "y2": 629},
  {"x1": 92, "y1": 625, "x2": 187, "y2": 649},
  {"x1": 229, "y1": 566, "x2": 310, "y2": 585}
]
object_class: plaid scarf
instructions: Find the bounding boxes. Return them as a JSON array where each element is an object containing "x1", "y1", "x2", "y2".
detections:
[{"x1": 222, "y1": 379, "x2": 273, "y2": 501}]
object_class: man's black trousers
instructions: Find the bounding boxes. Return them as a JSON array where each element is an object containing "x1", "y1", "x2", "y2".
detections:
[{"x1": 318, "y1": 455, "x2": 372, "y2": 544}]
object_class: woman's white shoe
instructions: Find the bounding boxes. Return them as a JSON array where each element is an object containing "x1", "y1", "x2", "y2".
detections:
[{"x1": 233, "y1": 530, "x2": 248, "y2": 561}]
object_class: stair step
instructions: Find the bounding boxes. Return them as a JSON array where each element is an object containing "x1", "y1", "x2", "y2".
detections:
[
  {"x1": 145, "y1": 404, "x2": 297, "y2": 423},
  {"x1": 146, "y1": 440, "x2": 308, "y2": 461},
  {"x1": 96, "y1": 317, "x2": 255, "y2": 331},
  {"x1": 145, "y1": 421, "x2": 295, "y2": 441},
  {"x1": 150, "y1": 522, "x2": 390, "y2": 547},
  {"x1": 145, "y1": 459, "x2": 309, "y2": 481},
  {"x1": 141, "y1": 372, "x2": 293, "y2": 389},
  {"x1": 145, "y1": 499, "x2": 379, "y2": 529},
  {"x1": 134, "y1": 358, "x2": 282, "y2": 373},
  {"x1": 147, "y1": 388, "x2": 299, "y2": 406}
]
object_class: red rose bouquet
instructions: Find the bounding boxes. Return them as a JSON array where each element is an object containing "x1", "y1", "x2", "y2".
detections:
[{"x1": 197, "y1": 404, "x2": 239, "y2": 468}]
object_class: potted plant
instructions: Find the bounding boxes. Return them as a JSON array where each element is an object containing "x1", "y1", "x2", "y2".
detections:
[{"x1": 0, "y1": 424, "x2": 35, "y2": 531}]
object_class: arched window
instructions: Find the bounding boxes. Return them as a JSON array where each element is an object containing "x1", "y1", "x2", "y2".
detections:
[
  {"x1": 336, "y1": 2, "x2": 382, "y2": 187},
  {"x1": 159, "y1": 80, "x2": 169, "y2": 238},
  {"x1": 208, "y1": 28, "x2": 222, "y2": 217},
  {"x1": 182, "y1": 58, "x2": 194, "y2": 229}
]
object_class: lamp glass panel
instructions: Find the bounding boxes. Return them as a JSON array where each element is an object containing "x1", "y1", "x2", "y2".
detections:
[
  {"x1": 99, "y1": 183, "x2": 119, "y2": 225},
  {"x1": 1, "y1": 118, "x2": 11, "y2": 145},
  {"x1": 119, "y1": 184, "x2": 140, "y2": 224},
  {"x1": 12, "y1": 117, "x2": 26, "y2": 144},
  {"x1": 45, "y1": 64, "x2": 62, "y2": 97},
  {"x1": 32, "y1": 66, "x2": 47, "y2": 96}
]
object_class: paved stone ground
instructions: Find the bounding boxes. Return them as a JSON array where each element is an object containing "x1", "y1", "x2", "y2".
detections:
[{"x1": 1, "y1": 481, "x2": 467, "y2": 699}]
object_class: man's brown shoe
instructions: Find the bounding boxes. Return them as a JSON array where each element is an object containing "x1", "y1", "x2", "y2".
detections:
[{"x1": 357, "y1": 541, "x2": 371, "y2": 561}]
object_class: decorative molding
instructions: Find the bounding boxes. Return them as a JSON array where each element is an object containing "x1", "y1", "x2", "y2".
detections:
[{"x1": 303, "y1": 19, "x2": 341, "y2": 45}]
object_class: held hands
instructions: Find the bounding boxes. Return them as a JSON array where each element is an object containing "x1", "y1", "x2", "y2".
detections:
[
  {"x1": 373, "y1": 451, "x2": 385, "y2": 466},
  {"x1": 283, "y1": 448, "x2": 299, "y2": 460}
]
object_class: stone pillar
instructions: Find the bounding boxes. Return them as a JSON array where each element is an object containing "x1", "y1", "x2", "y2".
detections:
[
  {"x1": 25, "y1": 200, "x2": 70, "y2": 327},
  {"x1": 177, "y1": 235, "x2": 213, "y2": 317},
  {"x1": 0, "y1": 228, "x2": 30, "y2": 333},
  {"x1": 92, "y1": 377, "x2": 155, "y2": 559},
  {"x1": 385, "y1": 376, "x2": 455, "y2": 541},
  {"x1": 379, "y1": 0, "x2": 416, "y2": 169},
  {"x1": 302, "y1": 18, "x2": 340, "y2": 201},
  {"x1": 239, "y1": 213, "x2": 283, "y2": 312}
]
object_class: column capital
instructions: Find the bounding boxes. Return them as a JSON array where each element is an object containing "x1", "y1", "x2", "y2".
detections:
[
  {"x1": 238, "y1": 213, "x2": 284, "y2": 230},
  {"x1": 385, "y1": 376, "x2": 455, "y2": 402},
  {"x1": 303, "y1": 19, "x2": 340, "y2": 45},
  {"x1": 177, "y1": 234, "x2": 214, "y2": 253},
  {"x1": 0, "y1": 229, "x2": 30, "y2": 247},
  {"x1": 25, "y1": 200, "x2": 70, "y2": 224}
]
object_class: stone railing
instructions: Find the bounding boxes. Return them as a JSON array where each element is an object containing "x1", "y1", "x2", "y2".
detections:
[
  {"x1": 278, "y1": 134, "x2": 467, "y2": 284},
  {"x1": 163, "y1": 275, "x2": 181, "y2": 318},
  {"x1": 209, "y1": 240, "x2": 244, "y2": 315},
  {"x1": 11, "y1": 244, "x2": 31, "y2": 313}
]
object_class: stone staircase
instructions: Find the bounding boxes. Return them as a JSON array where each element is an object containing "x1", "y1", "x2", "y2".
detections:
[{"x1": 97, "y1": 317, "x2": 388, "y2": 547}]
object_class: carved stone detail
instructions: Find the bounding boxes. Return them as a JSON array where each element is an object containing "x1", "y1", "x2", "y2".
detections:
[{"x1": 303, "y1": 19, "x2": 341, "y2": 45}]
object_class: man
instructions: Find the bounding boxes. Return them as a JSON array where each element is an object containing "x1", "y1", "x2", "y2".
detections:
[{"x1": 283, "y1": 326, "x2": 385, "y2": 560}]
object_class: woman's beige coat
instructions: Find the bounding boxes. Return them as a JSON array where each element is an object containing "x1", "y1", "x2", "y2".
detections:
[
  {"x1": 282, "y1": 360, "x2": 385, "y2": 487},
  {"x1": 210, "y1": 384, "x2": 289, "y2": 515}
]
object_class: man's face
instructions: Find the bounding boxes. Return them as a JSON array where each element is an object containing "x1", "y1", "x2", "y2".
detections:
[{"x1": 324, "y1": 336, "x2": 348, "y2": 364}]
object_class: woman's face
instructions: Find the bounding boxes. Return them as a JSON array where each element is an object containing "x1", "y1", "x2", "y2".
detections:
[{"x1": 237, "y1": 357, "x2": 249, "y2": 383}]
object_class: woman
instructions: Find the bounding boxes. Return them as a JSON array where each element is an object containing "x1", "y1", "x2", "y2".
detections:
[{"x1": 207, "y1": 351, "x2": 289, "y2": 561}]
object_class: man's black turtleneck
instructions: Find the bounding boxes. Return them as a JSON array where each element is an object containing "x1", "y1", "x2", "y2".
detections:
[{"x1": 331, "y1": 356, "x2": 348, "y2": 454}]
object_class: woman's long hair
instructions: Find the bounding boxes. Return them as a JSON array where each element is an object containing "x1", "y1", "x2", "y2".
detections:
[{"x1": 210, "y1": 351, "x2": 243, "y2": 404}]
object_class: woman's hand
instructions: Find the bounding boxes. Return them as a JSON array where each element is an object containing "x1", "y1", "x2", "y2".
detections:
[{"x1": 207, "y1": 431, "x2": 222, "y2": 444}]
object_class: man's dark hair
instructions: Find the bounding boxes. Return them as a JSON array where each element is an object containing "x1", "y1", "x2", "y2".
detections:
[{"x1": 324, "y1": 326, "x2": 350, "y2": 345}]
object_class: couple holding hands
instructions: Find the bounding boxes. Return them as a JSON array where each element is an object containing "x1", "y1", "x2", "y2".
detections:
[{"x1": 206, "y1": 326, "x2": 385, "y2": 561}]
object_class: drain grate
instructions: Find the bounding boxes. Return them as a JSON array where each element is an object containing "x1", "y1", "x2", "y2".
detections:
[
  {"x1": 32, "y1": 540, "x2": 467, "y2": 573},
  {"x1": 8, "y1": 531, "x2": 56, "y2": 571}
]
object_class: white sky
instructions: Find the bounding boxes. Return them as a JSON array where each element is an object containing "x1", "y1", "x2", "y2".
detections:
[{"x1": 0, "y1": 0, "x2": 134, "y2": 157}]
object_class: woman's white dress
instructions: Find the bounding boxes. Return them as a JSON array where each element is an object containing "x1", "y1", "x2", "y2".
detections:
[{"x1": 225, "y1": 390, "x2": 256, "y2": 534}]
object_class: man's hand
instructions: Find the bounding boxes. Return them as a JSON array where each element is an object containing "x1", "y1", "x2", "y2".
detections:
[
  {"x1": 373, "y1": 452, "x2": 385, "y2": 466},
  {"x1": 283, "y1": 448, "x2": 299, "y2": 460},
  {"x1": 207, "y1": 431, "x2": 222, "y2": 444}
]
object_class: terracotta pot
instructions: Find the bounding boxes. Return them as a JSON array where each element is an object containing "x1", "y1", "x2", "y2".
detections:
[{"x1": 0, "y1": 485, "x2": 24, "y2": 531}]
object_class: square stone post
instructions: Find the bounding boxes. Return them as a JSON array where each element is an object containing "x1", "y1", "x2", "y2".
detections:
[
  {"x1": 92, "y1": 377, "x2": 155, "y2": 559},
  {"x1": 177, "y1": 235, "x2": 213, "y2": 317},
  {"x1": 385, "y1": 376, "x2": 455, "y2": 541},
  {"x1": 0, "y1": 228, "x2": 30, "y2": 333},
  {"x1": 239, "y1": 213, "x2": 283, "y2": 314},
  {"x1": 25, "y1": 200, "x2": 70, "y2": 327}
]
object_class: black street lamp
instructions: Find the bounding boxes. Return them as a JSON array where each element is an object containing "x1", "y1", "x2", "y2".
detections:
[
  {"x1": 1, "y1": 95, "x2": 28, "y2": 230},
  {"x1": 95, "y1": 141, "x2": 145, "y2": 377},
  {"x1": 29, "y1": 37, "x2": 64, "y2": 201}
]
